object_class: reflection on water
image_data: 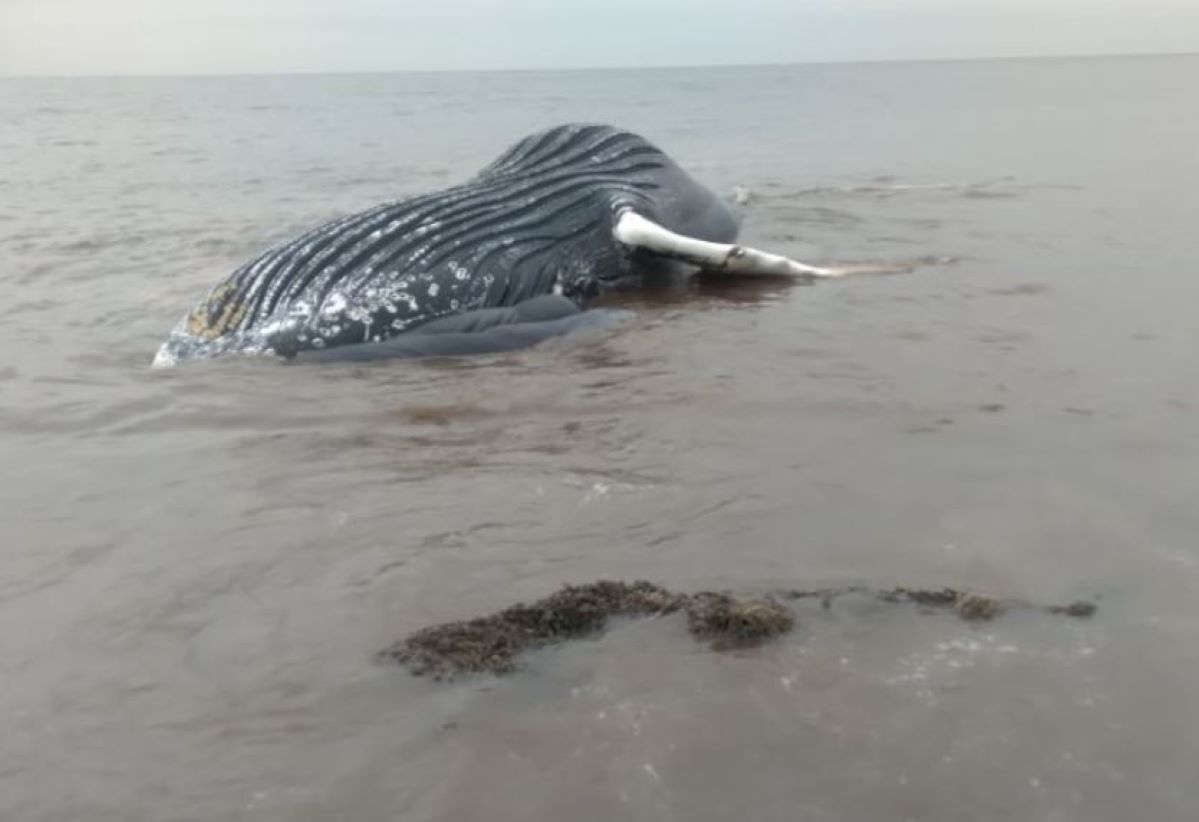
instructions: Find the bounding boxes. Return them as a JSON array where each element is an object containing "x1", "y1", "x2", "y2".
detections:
[{"x1": 2, "y1": 56, "x2": 1199, "y2": 821}]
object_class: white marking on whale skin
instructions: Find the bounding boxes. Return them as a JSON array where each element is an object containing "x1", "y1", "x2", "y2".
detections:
[
  {"x1": 427, "y1": 283, "x2": 440, "y2": 297},
  {"x1": 321, "y1": 292, "x2": 348, "y2": 317}
]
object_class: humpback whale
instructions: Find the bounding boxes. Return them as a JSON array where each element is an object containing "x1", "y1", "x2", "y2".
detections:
[{"x1": 153, "y1": 123, "x2": 848, "y2": 367}]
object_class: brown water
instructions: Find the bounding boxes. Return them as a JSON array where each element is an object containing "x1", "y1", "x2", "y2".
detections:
[{"x1": 2, "y1": 56, "x2": 1199, "y2": 820}]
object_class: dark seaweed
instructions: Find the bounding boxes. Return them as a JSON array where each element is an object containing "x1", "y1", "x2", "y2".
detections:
[{"x1": 382, "y1": 580, "x2": 1096, "y2": 680}]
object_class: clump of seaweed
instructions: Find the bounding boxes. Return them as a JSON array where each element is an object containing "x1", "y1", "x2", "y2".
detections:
[
  {"x1": 381, "y1": 581, "x2": 793, "y2": 680},
  {"x1": 382, "y1": 581, "x2": 685, "y2": 679},
  {"x1": 683, "y1": 592, "x2": 795, "y2": 649},
  {"x1": 381, "y1": 580, "x2": 1097, "y2": 680},
  {"x1": 1048, "y1": 600, "x2": 1098, "y2": 619},
  {"x1": 954, "y1": 592, "x2": 1006, "y2": 622},
  {"x1": 871, "y1": 586, "x2": 1004, "y2": 621},
  {"x1": 787, "y1": 585, "x2": 1096, "y2": 624}
]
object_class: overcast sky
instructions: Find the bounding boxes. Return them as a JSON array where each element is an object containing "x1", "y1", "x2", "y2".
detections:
[{"x1": 2, "y1": 0, "x2": 1197, "y2": 76}]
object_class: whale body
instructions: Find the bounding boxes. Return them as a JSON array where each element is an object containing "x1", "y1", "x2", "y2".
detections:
[{"x1": 154, "y1": 123, "x2": 742, "y2": 367}]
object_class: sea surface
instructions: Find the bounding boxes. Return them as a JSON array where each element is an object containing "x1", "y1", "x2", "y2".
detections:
[{"x1": 2, "y1": 55, "x2": 1198, "y2": 821}]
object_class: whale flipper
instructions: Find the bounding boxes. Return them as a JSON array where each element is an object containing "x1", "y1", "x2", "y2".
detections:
[{"x1": 613, "y1": 210, "x2": 849, "y2": 279}]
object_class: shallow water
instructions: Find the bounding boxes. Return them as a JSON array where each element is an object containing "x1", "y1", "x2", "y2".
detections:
[{"x1": 2, "y1": 55, "x2": 1199, "y2": 820}]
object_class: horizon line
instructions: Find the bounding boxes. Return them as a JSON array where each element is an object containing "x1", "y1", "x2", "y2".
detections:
[{"x1": 2, "y1": 48, "x2": 1196, "y2": 81}]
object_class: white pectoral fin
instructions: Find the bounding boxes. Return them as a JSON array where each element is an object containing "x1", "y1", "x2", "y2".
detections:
[{"x1": 612, "y1": 210, "x2": 842, "y2": 279}]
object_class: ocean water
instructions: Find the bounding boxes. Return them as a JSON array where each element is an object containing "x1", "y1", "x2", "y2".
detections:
[{"x1": 2, "y1": 55, "x2": 1198, "y2": 820}]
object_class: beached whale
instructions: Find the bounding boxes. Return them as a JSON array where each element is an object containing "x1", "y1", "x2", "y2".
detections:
[{"x1": 153, "y1": 123, "x2": 851, "y2": 367}]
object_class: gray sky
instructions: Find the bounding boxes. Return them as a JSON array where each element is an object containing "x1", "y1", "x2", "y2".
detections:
[{"x1": 2, "y1": 0, "x2": 1197, "y2": 76}]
